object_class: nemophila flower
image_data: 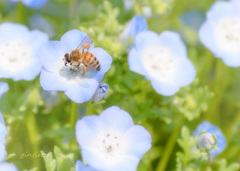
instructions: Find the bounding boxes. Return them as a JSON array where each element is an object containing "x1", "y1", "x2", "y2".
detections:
[
  {"x1": 0, "y1": 82, "x2": 9, "y2": 97},
  {"x1": 197, "y1": 132, "x2": 216, "y2": 151},
  {"x1": 9, "y1": 0, "x2": 48, "y2": 9},
  {"x1": 0, "y1": 163, "x2": 18, "y2": 171},
  {"x1": 0, "y1": 113, "x2": 6, "y2": 162},
  {"x1": 76, "y1": 106, "x2": 152, "y2": 171},
  {"x1": 39, "y1": 30, "x2": 112, "y2": 103},
  {"x1": 120, "y1": 15, "x2": 148, "y2": 45},
  {"x1": 128, "y1": 30, "x2": 196, "y2": 96},
  {"x1": 76, "y1": 160, "x2": 97, "y2": 171},
  {"x1": 142, "y1": 6, "x2": 152, "y2": 20},
  {"x1": 123, "y1": 0, "x2": 133, "y2": 10},
  {"x1": 194, "y1": 121, "x2": 226, "y2": 160},
  {"x1": 199, "y1": 0, "x2": 240, "y2": 67},
  {"x1": 92, "y1": 83, "x2": 109, "y2": 103},
  {"x1": 0, "y1": 22, "x2": 48, "y2": 81},
  {"x1": 29, "y1": 15, "x2": 55, "y2": 38}
]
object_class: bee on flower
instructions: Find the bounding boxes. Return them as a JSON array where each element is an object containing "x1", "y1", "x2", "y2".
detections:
[{"x1": 39, "y1": 30, "x2": 112, "y2": 103}]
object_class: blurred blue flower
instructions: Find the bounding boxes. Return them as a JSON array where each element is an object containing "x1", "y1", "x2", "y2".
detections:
[
  {"x1": 76, "y1": 160, "x2": 97, "y2": 171},
  {"x1": 180, "y1": 10, "x2": 205, "y2": 31},
  {"x1": 142, "y1": 6, "x2": 152, "y2": 20},
  {"x1": 120, "y1": 15, "x2": 148, "y2": 44},
  {"x1": 199, "y1": 0, "x2": 240, "y2": 67},
  {"x1": 0, "y1": 82, "x2": 8, "y2": 97},
  {"x1": 75, "y1": 106, "x2": 152, "y2": 171},
  {"x1": 9, "y1": 0, "x2": 48, "y2": 9},
  {"x1": 29, "y1": 15, "x2": 55, "y2": 38},
  {"x1": 194, "y1": 121, "x2": 227, "y2": 160},
  {"x1": 92, "y1": 83, "x2": 109, "y2": 103},
  {"x1": 123, "y1": 0, "x2": 133, "y2": 10},
  {"x1": 0, "y1": 113, "x2": 7, "y2": 162},
  {"x1": 0, "y1": 22, "x2": 48, "y2": 81},
  {"x1": 39, "y1": 30, "x2": 112, "y2": 103},
  {"x1": 0, "y1": 163, "x2": 18, "y2": 171},
  {"x1": 128, "y1": 30, "x2": 196, "y2": 96}
]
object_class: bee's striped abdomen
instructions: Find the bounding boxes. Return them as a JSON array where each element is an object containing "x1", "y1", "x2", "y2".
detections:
[{"x1": 83, "y1": 51, "x2": 101, "y2": 71}]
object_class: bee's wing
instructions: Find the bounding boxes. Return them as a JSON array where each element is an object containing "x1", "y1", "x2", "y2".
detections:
[{"x1": 76, "y1": 35, "x2": 93, "y2": 51}]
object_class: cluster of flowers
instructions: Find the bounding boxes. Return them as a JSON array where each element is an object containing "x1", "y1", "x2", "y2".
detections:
[{"x1": 1, "y1": 0, "x2": 236, "y2": 169}]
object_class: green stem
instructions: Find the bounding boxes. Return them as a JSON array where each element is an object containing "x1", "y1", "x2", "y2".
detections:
[
  {"x1": 69, "y1": 101, "x2": 77, "y2": 150},
  {"x1": 26, "y1": 112, "x2": 40, "y2": 170},
  {"x1": 205, "y1": 151, "x2": 210, "y2": 171},
  {"x1": 156, "y1": 126, "x2": 180, "y2": 171},
  {"x1": 17, "y1": 2, "x2": 24, "y2": 23}
]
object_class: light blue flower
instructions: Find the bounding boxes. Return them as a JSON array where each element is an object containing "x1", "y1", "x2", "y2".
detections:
[
  {"x1": 194, "y1": 121, "x2": 227, "y2": 160},
  {"x1": 0, "y1": 82, "x2": 9, "y2": 97},
  {"x1": 75, "y1": 106, "x2": 152, "y2": 171},
  {"x1": 39, "y1": 30, "x2": 112, "y2": 103},
  {"x1": 0, "y1": 162, "x2": 18, "y2": 171},
  {"x1": 0, "y1": 22, "x2": 48, "y2": 81},
  {"x1": 128, "y1": 30, "x2": 196, "y2": 96},
  {"x1": 76, "y1": 160, "x2": 97, "y2": 171},
  {"x1": 199, "y1": 0, "x2": 240, "y2": 67},
  {"x1": 9, "y1": 0, "x2": 48, "y2": 9},
  {"x1": 120, "y1": 15, "x2": 148, "y2": 44},
  {"x1": 92, "y1": 83, "x2": 109, "y2": 103},
  {"x1": 0, "y1": 113, "x2": 7, "y2": 162},
  {"x1": 123, "y1": 0, "x2": 133, "y2": 10}
]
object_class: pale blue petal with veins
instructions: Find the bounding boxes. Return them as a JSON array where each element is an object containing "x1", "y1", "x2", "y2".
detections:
[{"x1": 75, "y1": 106, "x2": 151, "y2": 171}]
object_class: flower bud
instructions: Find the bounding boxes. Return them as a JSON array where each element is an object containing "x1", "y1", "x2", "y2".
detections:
[
  {"x1": 92, "y1": 83, "x2": 109, "y2": 103},
  {"x1": 197, "y1": 132, "x2": 216, "y2": 150}
]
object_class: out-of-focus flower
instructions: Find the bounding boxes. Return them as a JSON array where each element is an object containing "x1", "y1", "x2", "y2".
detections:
[
  {"x1": 123, "y1": 0, "x2": 133, "y2": 10},
  {"x1": 39, "y1": 30, "x2": 112, "y2": 103},
  {"x1": 194, "y1": 121, "x2": 226, "y2": 160},
  {"x1": 0, "y1": 163, "x2": 18, "y2": 171},
  {"x1": 180, "y1": 10, "x2": 205, "y2": 31},
  {"x1": 0, "y1": 22, "x2": 48, "y2": 81},
  {"x1": 197, "y1": 132, "x2": 216, "y2": 150},
  {"x1": 75, "y1": 106, "x2": 152, "y2": 171},
  {"x1": 92, "y1": 83, "x2": 109, "y2": 103},
  {"x1": 120, "y1": 15, "x2": 148, "y2": 45},
  {"x1": 75, "y1": 160, "x2": 97, "y2": 171},
  {"x1": 0, "y1": 113, "x2": 6, "y2": 162},
  {"x1": 199, "y1": 0, "x2": 240, "y2": 67},
  {"x1": 9, "y1": 0, "x2": 48, "y2": 9},
  {"x1": 128, "y1": 30, "x2": 196, "y2": 96},
  {"x1": 40, "y1": 90, "x2": 58, "y2": 109},
  {"x1": 142, "y1": 6, "x2": 152, "y2": 20},
  {"x1": 29, "y1": 15, "x2": 55, "y2": 38},
  {"x1": 0, "y1": 82, "x2": 8, "y2": 97}
]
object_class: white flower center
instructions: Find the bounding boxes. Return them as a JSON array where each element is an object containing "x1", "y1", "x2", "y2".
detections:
[
  {"x1": 142, "y1": 47, "x2": 177, "y2": 82},
  {"x1": 91, "y1": 129, "x2": 129, "y2": 162},
  {"x1": 215, "y1": 17, "x2": 240, "y2": 52},
  {"x1": 56, "y1": 59, "x2": 96, "y2": 84},
  {"x1": 0, "y1": 40, "x2": 33, "y2": 73}
]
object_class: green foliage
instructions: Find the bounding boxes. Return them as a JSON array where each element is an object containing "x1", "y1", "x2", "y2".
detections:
[
  {"x1": 41, "y1": 146, "x2": 74, "y2": 171},
  {"x1": 176, "y1": 127, "x2": 206, "y2": 171}
]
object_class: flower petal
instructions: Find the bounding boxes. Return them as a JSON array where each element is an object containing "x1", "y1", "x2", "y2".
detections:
[
  {"x1": 128, "y1": 48, "x2": 146, "y2": 76},
  {"x1": 60, "y1": 30, "x2": 94, "y2": 53},
  {"x1": 0, "y1": 82, "x2": 9, "y2": 97},
  {"x1": 151, "y1": 79, "x2": 179, "y2": 96},
  {"x1": 123, "y1": 125, "x2": 151, "y2": 158},
  {"x1": 76, "y1": 115, "x2": 103, "y2": 148},
  {"x1": 99, "y1": 106, "x2": 134, "y2": 132},
  {"x1": 64, "y1": 79, "x2": 98, "y2": 103},
  {"x1": 40, "y1": 69, "x2": 70, "y2": 91},
  {"x1": 0, "y1": 162, "x2": 18, "y2": 171},
  {"x1": 39, "y1": 41, "x2": 64, "y2": 72}
]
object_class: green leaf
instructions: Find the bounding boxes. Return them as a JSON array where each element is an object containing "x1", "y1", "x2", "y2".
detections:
[
  {"x1": 218, "y1": 159, "x2": 240, "y2": 171},
  {"x1": 41, "y1": 151, "x2": 57, "y2": 171}
]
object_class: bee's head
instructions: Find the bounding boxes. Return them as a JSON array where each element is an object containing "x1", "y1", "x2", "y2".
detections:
[{"x1": 64, "y1": 53, "x2": 71, "y2": 63}]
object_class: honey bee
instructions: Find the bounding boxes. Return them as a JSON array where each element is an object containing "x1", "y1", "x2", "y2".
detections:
[{"x1": 63, "y1": 35, "x2": 100, "y2": 75}]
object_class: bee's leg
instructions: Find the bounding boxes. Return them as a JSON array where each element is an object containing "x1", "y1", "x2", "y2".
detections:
[
  {"x1": 76, "y1": 62, "x2": 81, "y2": 70},
  {"x1": 82, "y1": 65, "x2": 87, "y2": 75}
]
